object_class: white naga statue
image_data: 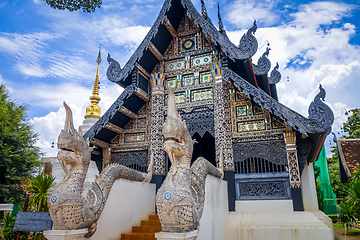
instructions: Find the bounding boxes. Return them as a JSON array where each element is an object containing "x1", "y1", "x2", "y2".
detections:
[
  {"x1": 48, "y1": 102, "x2": 153, "y2": 237},
  {"x1": 156, "y1": 88, "x2": 223, "y2": 232}
]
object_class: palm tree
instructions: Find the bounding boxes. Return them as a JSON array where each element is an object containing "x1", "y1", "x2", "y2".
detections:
[
  {"x1": 343, "y1": 179, "x2": 360, "y2": 219},
  {"x1": 27, "y1": 173, "x2": 55, "y2": 212}
]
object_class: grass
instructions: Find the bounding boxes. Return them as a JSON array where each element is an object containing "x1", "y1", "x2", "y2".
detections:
[{"x1": 333, "y1": 223, "x2": 360, "y2": 233}]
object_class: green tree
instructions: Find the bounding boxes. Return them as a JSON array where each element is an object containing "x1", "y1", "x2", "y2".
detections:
[
  {"x1": 27, "y1": 173, "x2": 54, "y2": 212},
  {"x1": 343, "y1": 108, "x2": 360, "y2": 139},
  {"x1": 43, "y1": 0, "x2": 102, "y2": 13},
  {"x1": 0, "y1": 84, "x2": 41, "y2": 204}
]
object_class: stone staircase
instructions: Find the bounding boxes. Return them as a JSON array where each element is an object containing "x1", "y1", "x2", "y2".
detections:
[{"x1": 121, "y1": 214, "x2": 162, "y2": 240}]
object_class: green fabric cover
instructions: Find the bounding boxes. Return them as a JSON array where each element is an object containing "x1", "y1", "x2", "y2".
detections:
[{"x1": 315, "y1": 145, "x2": 338, "y2": 214}]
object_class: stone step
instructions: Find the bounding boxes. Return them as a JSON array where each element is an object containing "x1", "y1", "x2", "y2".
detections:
[{"x1": 121, "y1": 214, "x2": 161, "y2": 240}]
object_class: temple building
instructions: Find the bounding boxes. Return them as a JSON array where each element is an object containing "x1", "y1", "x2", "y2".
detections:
[{"x1": 83, "y1": 0, "x2": 334, "y2": 224}]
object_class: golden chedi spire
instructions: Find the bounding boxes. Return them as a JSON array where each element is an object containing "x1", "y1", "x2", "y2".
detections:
[{"x1": 85, "y1": 48, "x2": 102, "y2": 119}]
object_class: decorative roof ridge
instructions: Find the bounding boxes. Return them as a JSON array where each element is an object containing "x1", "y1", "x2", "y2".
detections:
[
  {"x1": 252, "y1": 46, "x2": 271, "y2": 75},
  {"x1": 217, "y1": 2, "x2": 227, "y2": 37},
  {"x1": 222, "y1": 68, "x2": 334, "y2": 136},
  {"x1": 83, "y1": 84, "x2": 136, "y2": 141},
  {"x1": 308, "y1": 84, "x2": 334, "y2": 132},
  {"x1": 106, "y1": 0, "x2": 259, "y2": 85},
  {"x1": 268, "y1": 62, "x2": 281, "y2": 84}
]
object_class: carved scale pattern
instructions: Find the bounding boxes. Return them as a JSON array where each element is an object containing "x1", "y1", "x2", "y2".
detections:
[
  {"x1": 150, "y1": 95, "x2": 165, "y2": 175},
  {"x1": 178, "y1": 110, "x2": 214, "y2": 138},
  {"x1": 111, "y1": 150, "x2": 148, "y2": 168},
  {"x1": 214, "y1": 82, "x2": 234, "y2": 170},
  {"x1": 233, "y1": 140, "x2": 287, "y2": 165},
  {"x1": 287, "y1": 152, "x2": 301, "y2": 188},
  {"x1": 222, "y1": 68, "x2": 332, "y2": 135},
  {"x1": 239, "y1": 181, "x2": 287, "y2": 197}
]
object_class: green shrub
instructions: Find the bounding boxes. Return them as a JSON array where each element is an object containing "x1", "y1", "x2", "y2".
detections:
[
  {"x1": 328, "y1": 214, "x2": 337, "y2": 223},
  {"x1": 27, "y1": 173, "x2": 54, "y2": 212},
  {"x1": 1, "y1": 212, "x2": 16, "y2": 240}
]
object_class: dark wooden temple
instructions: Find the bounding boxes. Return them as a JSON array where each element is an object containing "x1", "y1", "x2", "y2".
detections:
[{"x1": 83, "y1": 0, "x2": 334, "y2": 211}]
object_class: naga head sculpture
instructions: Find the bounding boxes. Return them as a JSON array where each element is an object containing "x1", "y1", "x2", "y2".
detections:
[
  {"x1": 163, "y1": 88, "x2": 196, "y2": 164},
  {"x1": 57, "y1": 102, "x2": 91, "y2": 172}
]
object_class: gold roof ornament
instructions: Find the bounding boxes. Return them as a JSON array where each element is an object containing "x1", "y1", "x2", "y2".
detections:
[{"x1": 85, "y1": 48, "x2": 102, "y2": 119}]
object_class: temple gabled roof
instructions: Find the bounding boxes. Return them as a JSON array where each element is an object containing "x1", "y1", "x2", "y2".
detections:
[
  {"x1": 106, "y1": 0, "x2": 259, "y2": 89},
  {"x1": 336, "y1": 137, "x2": 360, "y2": 182},
  {"x1": 83, "y1": 0, "x2": 334, "y2": 163}
]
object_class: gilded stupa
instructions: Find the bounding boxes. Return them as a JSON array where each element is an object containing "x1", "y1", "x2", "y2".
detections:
[
  {"x1": 85, "y1": 49, "x2": 101, "y2": 119},
  {"x1": 80, "y1": 48, "x2": 102, "y2": 134}
]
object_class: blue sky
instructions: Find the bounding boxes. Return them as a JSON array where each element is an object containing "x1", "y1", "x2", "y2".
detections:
[{"x1": 0, "y1": 0, "x2": 359, "y2": 157}]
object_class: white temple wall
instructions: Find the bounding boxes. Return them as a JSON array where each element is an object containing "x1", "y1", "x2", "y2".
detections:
[
  {"x1": 88, "y1": 179, "x2": 156, "y2": 240},
  {"x1": 301, "y1": 162, "x2": 319, "y2": 212},
  {"x1": 197, "y1": 175, "x2": 228, "y2": 240}
]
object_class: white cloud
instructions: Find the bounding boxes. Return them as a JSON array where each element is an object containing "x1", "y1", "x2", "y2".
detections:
[
  {"x1": 291, "y1": 1, "x2": 353, "y2": 27},
  {"x1": 226, "y1": 0, "x2": 278, "y2": 29},
  {"x1": 28, "y1": 80, "x2": 123, "y2": 157}
]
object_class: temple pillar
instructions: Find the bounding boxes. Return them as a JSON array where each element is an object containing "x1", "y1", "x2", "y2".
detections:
[
  {"x1": 149, "y1": 73, "x2": 166, "y2": 190},
  {"x1": 213, "y1": 63, "x2": 235, "y2": 210},
  {"x1": 284, "y1": 127, "x2": 304, "y2": 211},
  {"x1": 102, "y1": 147, "x2": 111, "y2": 169},
  {"x1": 302, "y1": 162, "x2": 319, "y2": 212}
]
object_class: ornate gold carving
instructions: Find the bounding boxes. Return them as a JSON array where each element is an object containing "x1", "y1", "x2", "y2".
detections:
[
  {"x1": 102, "y1": 147, "x2": 111, "y2": 166},
  {"x1": 283, "y1": 129, "x2": 301, "y2": 188},
  {"x1": 118, "y1": 106, "x2": 138, "y2": 119},
  {"x1": 214, "y1": 82, "x2": 234, "y2": 171},
  {"x1": 105, "y1": 122, "x2": 124, "y2": 134},
  {"x1": 135, "y1": 62, "x2": 151, "y2": 79},
  {"x1": 149, "y1": 94, "x2": 165, "y2": 175},
  {"x1": 135, "y1": 87, "x2": 150, "y2": 101},
  {"x1": 164, "y1": 16, "x2": 178, "y2": 38},
  {"x1": 91, "y1": 138, "x2": 109, "y2": 148},
  {"x1": 149, "y1": 42, "x2": 164, "y2": 61}
]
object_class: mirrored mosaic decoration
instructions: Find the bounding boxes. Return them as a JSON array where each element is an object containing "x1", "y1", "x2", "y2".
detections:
[
  {"x1": 236, "y1": 106, "x2": 248, "y2": 117},
  {"x1": 191, "y1": 54, "x2": 212, "y2": 67},
  {"x1": 182, "y1": 74, "x2": 195, "y2": 86},
  {"x1": 179, "y1": 34, "x2": 198, "y2": 53},
  {"x1": 199, "y1": 71, "x2": 212, "y2": 84},
  {"x1": 237, "y1": 120, "x2": 266, "y2": 132},
  {"x1": 165, "y1": 77, "x2": 179, "y2": 89},
  {"x1": 165, "y1": 92, "x2": 186, "y2": 104},
  {"x1": 124, "y1": 132, "x2": 146, "y2": 143},
  {"x1": 166, "y1": 60, "x2": 185, "y2": 72},
  {"x1": 191, "y1": 88, "x2": 213, "y2": 102}
]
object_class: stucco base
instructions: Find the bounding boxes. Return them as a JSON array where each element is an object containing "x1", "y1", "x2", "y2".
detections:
[
  {"x1": 197, "y1": 175, "x2": 228, "y2": 240},
  {"x1": 43, "y1": 229, "x2": 87, "y2": 240},
  {"x1": 88, "y1": 179, "x2": 156, "y2": 240},
  {"x1": 156, "y1": 230, "x2": 198, "y2": 240},
  {"x1": 225, "y1": 209, "x2": 332, "y2": 240}
]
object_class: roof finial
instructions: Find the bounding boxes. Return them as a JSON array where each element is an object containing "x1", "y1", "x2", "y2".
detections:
[
  {"x1": 97, "y1": 45, "x2": 101, "y2": 64},
  {"x1": 218, "y1": 2, "x2": 226, "y2": 35},
  {"x1": 85, "y1": 47, "x2": 102, "y2": 119},
  {"x1": 201, "y1": 0, "x2": 208, "y2": 19}
]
